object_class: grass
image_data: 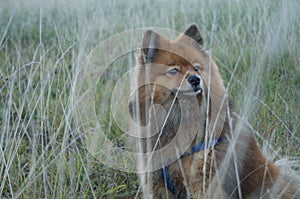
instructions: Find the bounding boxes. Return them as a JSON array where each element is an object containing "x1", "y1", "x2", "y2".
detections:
[{"x1": 0, "y1": 0, "x2": 299, "y2": 198}]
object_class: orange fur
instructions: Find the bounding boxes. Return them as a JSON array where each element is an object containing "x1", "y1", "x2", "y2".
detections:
[{"x1": 128, "y1": 24, "x2": 300, "y2": 198}]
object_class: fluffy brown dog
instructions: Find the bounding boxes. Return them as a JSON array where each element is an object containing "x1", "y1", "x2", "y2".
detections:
[{"x1": 128, "y1": 24, "x2": 300, "y2": 198}]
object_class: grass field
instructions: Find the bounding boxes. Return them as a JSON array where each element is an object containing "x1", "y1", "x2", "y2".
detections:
[{"x1": 0, "y1": 0, "x2": 299, "y2": 198}]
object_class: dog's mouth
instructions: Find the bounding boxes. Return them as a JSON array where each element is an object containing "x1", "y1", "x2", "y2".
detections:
[{"x1": 171, "y1": 88, "x2": 202, "y2": 97}]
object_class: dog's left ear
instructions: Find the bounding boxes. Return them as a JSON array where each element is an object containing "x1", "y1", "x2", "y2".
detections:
[
  {"x1": 184, "y1": 24, "x2": 204, "y2": 46},
  {"x1": 142, "y1": 30, "x2": 161, "y2": 63}
]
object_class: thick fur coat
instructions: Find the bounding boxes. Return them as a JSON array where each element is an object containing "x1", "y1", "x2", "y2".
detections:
[{"x1": 128, "y1": 24, "x2": 300, "y2": 198}]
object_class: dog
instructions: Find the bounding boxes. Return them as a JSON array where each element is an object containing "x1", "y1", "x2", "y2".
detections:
[{"x1": 128, "y1": 24, "x2": 300, "y2": 198}]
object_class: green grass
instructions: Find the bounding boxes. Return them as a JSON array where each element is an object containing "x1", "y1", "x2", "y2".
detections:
[{"x1": 0, "y1": 0, "x2": 299, "y2": 198}]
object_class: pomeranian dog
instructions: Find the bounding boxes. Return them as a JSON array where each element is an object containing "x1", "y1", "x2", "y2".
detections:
[{"x1": 128, "y1": 24, "x2": 300, "y2": 198}]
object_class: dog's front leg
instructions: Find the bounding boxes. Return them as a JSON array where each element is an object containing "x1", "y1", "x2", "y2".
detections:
[{"x1": 143, "y1": 170, "x2": 175, "y2": 199}]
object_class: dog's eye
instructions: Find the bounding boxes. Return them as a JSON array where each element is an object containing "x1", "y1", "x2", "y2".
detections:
[
  {"x1": 194, "y1": 65, "x2": 201, "y2": 72},
  {"x1": 168, "y1": 68, "x2": 180, "y2": 75}
]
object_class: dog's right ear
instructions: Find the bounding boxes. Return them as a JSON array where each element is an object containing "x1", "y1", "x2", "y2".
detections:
[
  {"x1": 184, "y1": 24, "x2": 204, "y2": 46},
  {"x1": 142, "y1": 30, "x2": 161, "y2": 63}
]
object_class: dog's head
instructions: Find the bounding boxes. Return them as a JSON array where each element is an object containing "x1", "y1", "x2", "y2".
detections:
[{"x1": 129, "y1": 24, "x2": 226, "y2": 138}]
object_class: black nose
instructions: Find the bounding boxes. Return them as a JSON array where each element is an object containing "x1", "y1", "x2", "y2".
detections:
[{"x1": 187, "y1": 75, "x2": 201, "y2": 91}]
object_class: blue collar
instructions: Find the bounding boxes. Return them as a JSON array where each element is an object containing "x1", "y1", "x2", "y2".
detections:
[
  {"x1": 188, "y1": 136, "x2": 226, "y2": 155},
  {"x1": 161, "y1": 137, "x2": 226, "y2": 195}
]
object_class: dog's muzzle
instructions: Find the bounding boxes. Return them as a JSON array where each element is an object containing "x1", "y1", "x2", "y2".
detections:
[
  {"x1": 188, "y1": 75, "x2": 202, "y2": 93},
  {"x1": 171, "y1": 75, "x2": 203, "y2": 97}
]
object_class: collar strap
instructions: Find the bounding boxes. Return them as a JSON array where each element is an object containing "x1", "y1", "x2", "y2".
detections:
[
  {"x1": 161, "y1": 137, "x2": 226, "y2": 195},
  {"x1": 186, "y1": 136, "x2": 227, "y2": 156}
]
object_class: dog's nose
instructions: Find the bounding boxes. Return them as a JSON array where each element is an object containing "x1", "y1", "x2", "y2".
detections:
[{"x1": 188, "y1": 75, "x2": 201, "y2": 91}]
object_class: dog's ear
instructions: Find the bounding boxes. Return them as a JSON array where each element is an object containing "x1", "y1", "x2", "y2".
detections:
[
  {"x1": 184, "y1": 24, "x2": 204, "y2": 46},
  {"x1": 142, "y1": 30, "x2": 161, "y2": 63}
]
